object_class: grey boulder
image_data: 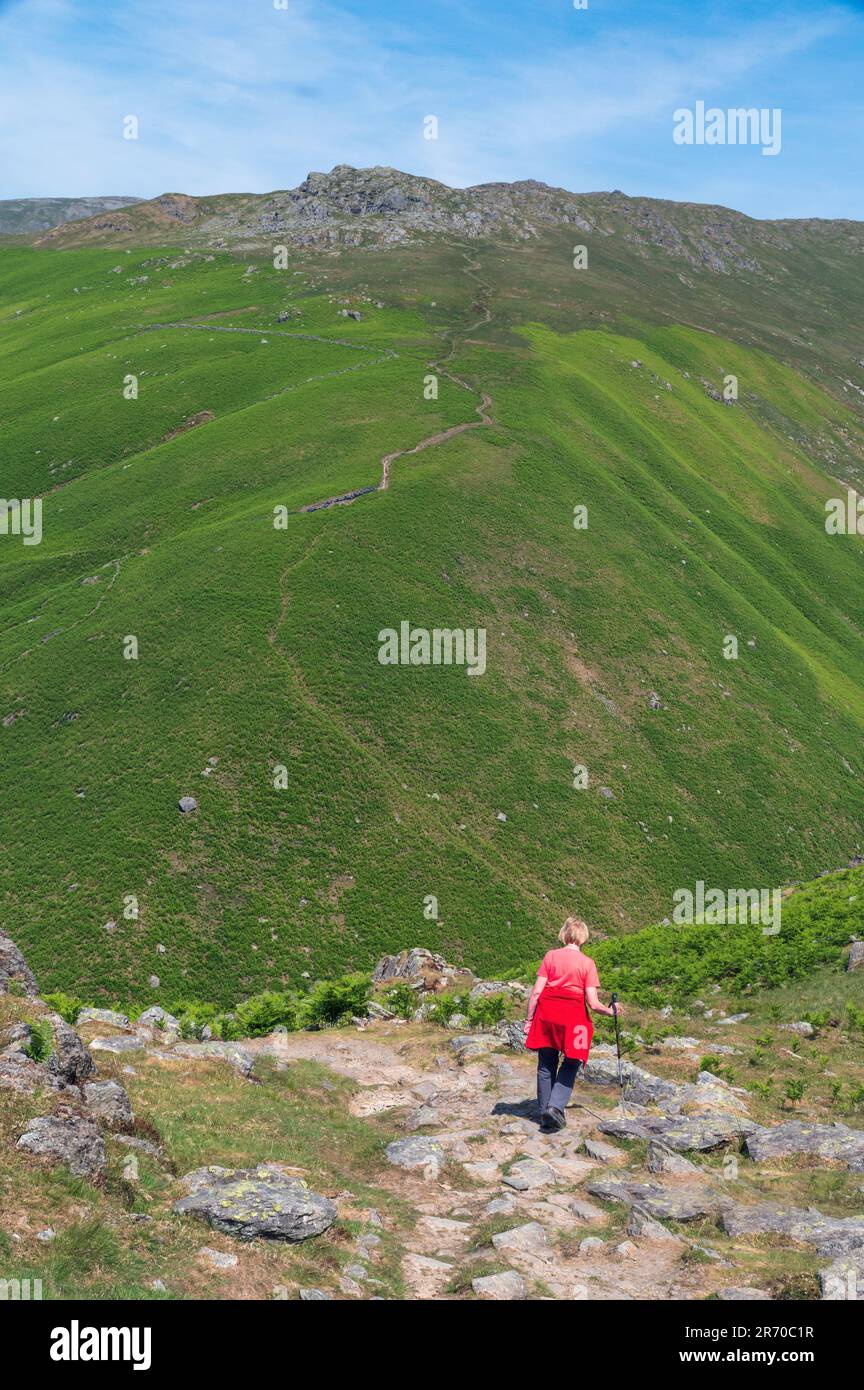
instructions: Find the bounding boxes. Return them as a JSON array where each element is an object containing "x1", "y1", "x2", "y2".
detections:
[
  {"x1": 587, "y1": 1177, "x2": 720, "y2": 1221},
  {"x1": 600, "y1": 1112, "x2": 754, "y2": 1152},
  {"x1": 385, "y1": 1136, "x2": 443, "y2": 1174},
  {"x1": 174, "y1": 1164, "x2": 337, "y2": 1242},
  {"x1": 745, "y1": 1121, "x2": 864, "y2": 1173},
  {"x1": 84, "y1": 1079, "x2": 134, "y2": 1129},
  {"x1": 17, "y1": 1107, "x2": 106, "y2": 1178},
  {"x1": 137, "y1": 1005, "x2": 181, "y2": 1032},
  {"x1": 722, "y1": 1202, "x2": 864, "y2": 1256}
]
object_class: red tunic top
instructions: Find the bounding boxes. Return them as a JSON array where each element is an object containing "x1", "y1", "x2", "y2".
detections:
[{"x1": 525, "y1": 948, "x2": 600, "y2": 1061}]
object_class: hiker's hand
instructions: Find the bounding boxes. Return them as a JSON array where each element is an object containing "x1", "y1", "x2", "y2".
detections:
[{"x1": 610, "y1": 1001, "x2": 623, "y2": 1016}]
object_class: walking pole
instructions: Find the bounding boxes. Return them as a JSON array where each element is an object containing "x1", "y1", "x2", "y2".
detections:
[{"x1": 610, "y1": 992, "x2": 627, "y2": 1116}]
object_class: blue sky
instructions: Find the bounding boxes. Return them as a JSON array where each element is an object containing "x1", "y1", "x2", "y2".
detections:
[{"x1": 0, "y1": 0, "x2": 862, "y2": 217}]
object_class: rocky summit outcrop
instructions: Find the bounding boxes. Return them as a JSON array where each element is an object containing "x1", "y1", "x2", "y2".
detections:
[
  {"x1": 173, "y1": 1164, "x2": 337, "y2": 1242},
  {"x1": 35, "y1": 164, "x2": 856, "y2": 282},
  {"x1": 372, "y1": 947, "x2": 473, "y2": 994}
]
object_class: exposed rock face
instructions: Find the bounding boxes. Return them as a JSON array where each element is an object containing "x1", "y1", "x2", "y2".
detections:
[
  {"x1": 46, "y1": 1016, "x2": 96, "y2": 1086},
  {"x1": 0, "y1": 931, "x2": 40, "y2": 996},
  {"x1": 717, "y1": 1286, "x2": 773, "y2": 1301},
  {"x1": 599, "y1": 1112, "x2": 755, "y2": 1152},
  {"x1": 83, "y1": 1079, "x2": 134, "y2": 1129},
  {"x1": 17, "y1": 1107, "x2": 106, "y2": 1178},
  {"x1": 491, "y1": 1222, "x2": 548, "y2": 1255},
  {"x1": 173, "y1": 1164, "x2": 336, "y2": 1241},
  {"x1": 586, "y1": 1177, "x2": 720, "y2": 1221},
  {"x1": 646, "y1": 1142, "x2": 700, "y2": 1175},
  {"x1": 89, "y1": 1035, "x2": 145, "y2": 1055},
  {"x1": 722, "y1": 1202, "x2": 864, "y2": 1256},
  {"x1": 585, "y1": 1053, "x2": 751, "y2": 1118},
  {"x1": 745, "y1": 1121, "x2": 864, "y2": 1172}
]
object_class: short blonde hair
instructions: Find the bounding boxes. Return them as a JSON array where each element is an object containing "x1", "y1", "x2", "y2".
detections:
[{"x1": 559, "y1": 916, "x2": 590, "y2": 946}]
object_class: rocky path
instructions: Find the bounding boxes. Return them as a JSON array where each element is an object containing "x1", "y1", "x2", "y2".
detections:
[
  {"x1": 7, "y1": 927, "x2": 864, "y2": 1302},
  {"x1": 245, "y1": 1022, "x2": 864, "y2": 1301}
]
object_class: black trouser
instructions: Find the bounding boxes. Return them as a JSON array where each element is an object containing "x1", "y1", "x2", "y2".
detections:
[{"x1": 536, "y1": 1048, "x2": 583, "y2": 1112}]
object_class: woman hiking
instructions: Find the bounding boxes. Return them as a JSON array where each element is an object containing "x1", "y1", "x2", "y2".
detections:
[{"x1": 524, "y1": 916, "x2": 621, "y2": 1131}]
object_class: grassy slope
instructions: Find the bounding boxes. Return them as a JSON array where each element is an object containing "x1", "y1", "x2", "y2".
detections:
[{"x1": 2, "y1": 242, "x2": 864, "y2": 1003}]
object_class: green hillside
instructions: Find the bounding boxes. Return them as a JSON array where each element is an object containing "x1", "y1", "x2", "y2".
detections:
[{"x1": 2, "y1": 233, "x2": 864, "y2": 1005}]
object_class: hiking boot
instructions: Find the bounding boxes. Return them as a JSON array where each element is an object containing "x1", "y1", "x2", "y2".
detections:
[{"x1": 541, "y1": 1107, "x2": 566, "y2": 1131}]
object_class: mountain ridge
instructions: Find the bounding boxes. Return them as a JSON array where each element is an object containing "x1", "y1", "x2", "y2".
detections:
[
  {"x1": 0, "y1": 196, "x2": 143, "y2": 236},
  {"x1": 25, "y1": 166, "x2": 864, "y2": 273}
]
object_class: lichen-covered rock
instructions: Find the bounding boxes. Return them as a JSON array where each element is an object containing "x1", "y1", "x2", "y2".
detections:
[
  {"x1": 722, "y1": 1202, "x2": 864, "y2": 1256},
  {"x1": 0, "y1": 1052, "x2": 55, "y2": 1095},
  {"x1": 468, "y1": 980, "x2": 528, "y2": 1001},
  {"x1": 17, "y1": 1107, "x2": 106, "y2": 1177},
  {"x1": 0, "y1": 931, "x2": 39, "y2": 996},
  {"x1": 586, "y1": 1057, "x2": 749, "y2": 1116},
  {"x1": 385, "y1": 1136, "x2": 444, "y2": 1174},
  {"x1": 449, "y1": 1033, "x2": 498, "y2": 1062},
  {"x1": 745, "y1": 1121, "x2": 864, "y2": 1173},
  {"x1": 46, "y1": 1016, "x2": 96, "y2": 1086},
  {"x1": 83, "y1": 1079, "x2": 134, "y2": 1129},
  {"x1": 820, "y1": 1255, "x2": 864, "y2": 1300},
  {"x1": 173, "y1": 1164, "x2": 336, "y2": 1242},
  {"x1": 584, "y1": 1137, "x2": 627, "y2": 1165}
]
